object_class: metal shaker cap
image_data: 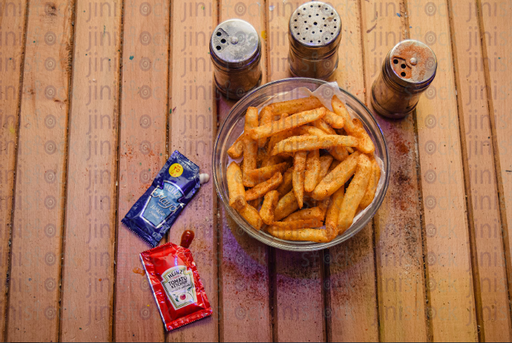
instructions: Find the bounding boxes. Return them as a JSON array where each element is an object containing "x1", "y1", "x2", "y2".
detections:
[
  {"x1": 210, "y1": 19, "x2": 261, "y2": 71},
  {"x1": 289, "y1": 2, "x2": 342, "y2": 57},
  {"x1": 386, "y1": 39, "x2": 437, "y2": 91}
]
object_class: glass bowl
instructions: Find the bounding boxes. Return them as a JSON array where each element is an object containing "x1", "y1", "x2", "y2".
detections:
[{"x1": 213, "y1": 78, "x2": 390, "y2": 251}]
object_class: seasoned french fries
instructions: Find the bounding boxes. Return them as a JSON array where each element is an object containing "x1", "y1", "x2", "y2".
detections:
[
  {"x1": 274, "y1": 190, "x2": 299, "y2": 221},
  {"x1": 359, "y1": 158, "x2": 380, "y2": 209},
  {"x1": 325, "y1": 187, "x2": 344, "y2": 239},
  {"x1": 332, "y1": 95, "x2": 375, "y2": 154},
  {"x1": 304, "y1": 150, "x2": 320, "y2": 192},
  {"x1": 337, "y1": 154, "x2": 372, "y2": 234},
  {"x1": 277, "y1": 167, "x2": 293, "y2": 197},
  {"x1": 311, "y1": 152, "x2": 360, "y2": 200},
  {"x1": 246, "y1": 172, "x2": 283, "y2": 201},
  {"x1": 293, "y1": 152, "x2": 307, "y2": 208},
  {"x1": 271, "y1": 135, "x2": 358, "y2": 155},
  {"x1": 267, "y1": 227, "x2": 331, "y2": 243},
  {"x1": 260, "y1": 190, "x2": 280, "y2": 225},
  {"x1": 227, "y1": 162, "x2": 247, "y2": 211},
  {"x1": 269, "y1": 218, "x2": 323, "y2": 231},
  {"x1": 324, "y1": 110, "x2": 344, "y2": 129},
  {"x1": 243, "y1": 162, "x2": 289, "y2": 187},
  {"x1": 238, "y1": 204, "x2": 264, "y2": 230},
  {"x1": 283, "y1": 207, "x2": 325, "y2": 222},
  {"x1": 248, "y1": 108, "x2": 326, "y2": 140},
  {"x1": 227, "y1": 135, "x2": 245, "y2": 159},
  {"x1": 268, "y1": 96, "x2": 323, "y2": 115},
  {"x1": 227, "y1": 95, "x2": 382, "y2": 243}
]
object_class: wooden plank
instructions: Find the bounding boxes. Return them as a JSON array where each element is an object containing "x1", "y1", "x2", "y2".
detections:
[
  {"x1": 408, "y1": 0, "x2": 478, "y2": 340},
  {"x1": 326, "y1": 0, "x2": 379, "y2": 341},
  {"x1": 113, "y1": 0, "x2": 170, "y2": 341},
  {"x1": 59, "y1": 0, "x2": 122, "y2": 340},
  {"x1": 217, "y1": 1, "x2": 272, "y2": 342},
  {"x1": 5, "y1": 1, "x2": 72, "y2": 341},
  {"x1": 0, "y1": 0, "x2": 27, "y2": 340},
  {"x1": 479, "y1": 0, "x2": 512, "y2": 334},
  {"x1": 167, "y1": 1, "x2": 218, "y2": 341},
  {"x1": 447, "y1": 0, "x2": 512, "y2": 341},
  {"x1": 359, "y1": 0, "x2": 429, "y2": 341},
  {"x1": 267, "y1": 1, "x2": 324, "y2": 341}
]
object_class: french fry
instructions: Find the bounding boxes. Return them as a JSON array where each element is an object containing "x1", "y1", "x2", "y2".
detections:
[
  {"x1": 351, "y1": 118, "x2": 375, "y2": 154},
  {"x1": 332, "y1": 95, "x2": 375, "y2": 154},
  {"x1": 258, "y1": 106, "x2": 273, "y2": 147},
  {"x1": 274, "y1": 190, "x2": 299, "y2": 221},
  {"x1": 227, "y1": 162, "x2": 247, "y2": 211},
  {"x1": 243, "y1": 162, "x2": 289, "y2": 187},
  {"x1": 262, "y1": 155, "x2": 285, "y2": 167},
  {"x1": 242, "y1": 139, "x2": 258, "y2": 173},
  {"x1": 325, "y1": 187, "x2": 344, "y2": 240},
  {"x1": 313, "y1": 119, "x2": 336, "y2": 134},
  {"x1": 267, "y1": 227, "x2": 332, "y2": 243},
  {"x1": 248, "y1": 107, "x2": 326, "y2": 140},
  {"x1": 277, "y1": 167, "x2": 293, "y2": 197},
  {"x1": 248, "y1": 198, "x2": 262, "y2": 209},
  {"x1": 323, "y1": 110, "x2": 344, "y2": 129},
  {"x1": 328, "y1": 158, "x2": 341, "y2": 172},
  {"x1": 293, "y1": 151, "x2": 307, "y2": 208},
  {"x1": 268, "y1": 96, "x2": 323, "y2": 115},
  {"x1": 269, "y1": 218, "x2": 323, "y2": 231},
  {"x1": 311, "y1": 151, "x2": 360, "y2": 200},
  {"x1": 283, "y1": 207, "x2": 325, "y2": 222},
  {"x1": 304, "y1": 149, "x2": 320, "y2": 192},
  {"x1": 297, "y1": 126, "x2": 348, "y2": 161},
  {"x1": 271, "y1": 135, "x2": 358, "y2": 156},
  {"x1": 337, "y1": 154, "x2": 372, "y2": 234},
  {"x1": 227, "y1": 135, "x2": 244, "y2": 159},
  {"x1": 359, "y1": 158, "x2": 381, "y2": 209},
  {"x1": 238, "y1": 204, "x2": 264, "y2": 230},
  {"x1": 316, "y1": 155, "x2": 334, "y2": 185},
  {"x1": 245, "y1": 107, "x2": 260, "y2": 129},
  {"x1": 246, "y1": 172, "x2": 283, "y2": 201},
  {"x1": 259, "y1": 190, "x2": 280, "y2": 225}
]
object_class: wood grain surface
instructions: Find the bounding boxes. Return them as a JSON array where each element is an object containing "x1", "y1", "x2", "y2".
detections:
[
  {"x1": 0, "y1": 0, "x2": 510, "y2": 341},
  {"x1": 167, "y1": 1, "x2": 218, "y2": 341},
  {"x1": 60, "y1": 0, "x2": 122, "y2": 340},
  {"x1": 0, "y1": 1, "x2": 27, "y2": 340},
  {"x1": 361, "y1": 0, "x2": 429, "y2": 341},
  {"x1": 7, "y1": 1, "x2": 72, "y2": 341},
  {"x1": 114, "y1": 0, "x2": 170, "y2": 341},
  {"x1": 409, "y1": 0, "x2": 478, "y2": 340}
]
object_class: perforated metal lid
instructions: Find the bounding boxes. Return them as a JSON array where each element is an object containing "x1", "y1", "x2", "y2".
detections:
[
  {"x1": 387, "y1": 39, "x2": 437, "y2": 87},
  {"x1": 289, "y1": 1, "x2": 341, "y2": 56},
  {"x1": 210, "y1": 19, "x2": 261, "y2": 70}
]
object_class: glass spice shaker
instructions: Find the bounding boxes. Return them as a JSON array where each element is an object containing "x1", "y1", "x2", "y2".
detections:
[
  {"x1": 210, "y1": 19, "x2": 262, "y2": 100},
  {"x1": 371, "y1": 39, "x2": 437, "y2": 119},
  {"x1": 288, "y1": 1, "x2": 342, "y2": 79}
]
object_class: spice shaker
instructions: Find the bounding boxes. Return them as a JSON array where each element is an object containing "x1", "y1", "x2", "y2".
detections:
[
  {"x1": 210, "y1": 19, "x2": 262, "y2": 100},
  {"x1": 371, "y1": 39, "x2": 437, "y2": 119},
  {"x1": 288, "y1": 1, "x2": 342, "y2": 79}
]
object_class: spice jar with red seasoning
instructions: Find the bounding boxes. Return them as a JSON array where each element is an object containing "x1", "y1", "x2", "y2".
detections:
[{"x1": 371, "y1": 39, "x2": 437, "y2": 119}]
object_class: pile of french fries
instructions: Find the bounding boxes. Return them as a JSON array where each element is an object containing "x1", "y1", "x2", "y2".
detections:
[{"x1": 226, "y1": 95, "x2": 381, "y2": 243}]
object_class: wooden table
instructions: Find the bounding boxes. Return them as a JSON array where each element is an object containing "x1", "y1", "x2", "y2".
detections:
[{"x1": 1, "y1": 0, "x2": 511, "y2": 341}]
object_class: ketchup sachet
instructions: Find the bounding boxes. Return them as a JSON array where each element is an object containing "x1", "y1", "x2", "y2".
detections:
[{"x1": 140, "y1": 241, "x2": 212, "y2": 331}]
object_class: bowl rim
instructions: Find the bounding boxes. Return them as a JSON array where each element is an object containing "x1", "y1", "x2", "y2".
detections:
[{"x1": 213, "y1": 77, "x2": 390, "y2": 251}]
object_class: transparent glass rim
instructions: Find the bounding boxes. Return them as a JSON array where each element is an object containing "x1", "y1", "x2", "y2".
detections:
[{"x1": 213, "y1": 77, "x2": 390, "y2": 251}]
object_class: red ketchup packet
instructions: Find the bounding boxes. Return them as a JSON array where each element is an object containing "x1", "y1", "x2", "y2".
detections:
[{"x1": 140, "y1": 242, "x2": 212, "y2": 331}]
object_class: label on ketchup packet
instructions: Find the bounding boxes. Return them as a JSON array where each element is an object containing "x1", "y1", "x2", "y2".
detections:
[{"x1": 140, "y1": 242, "x2": 212, "y2": 331}]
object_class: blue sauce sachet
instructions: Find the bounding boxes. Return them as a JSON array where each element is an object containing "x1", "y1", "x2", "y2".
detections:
[{"x1": 122, "y1": 150, "x2": 209, "y2": 248}]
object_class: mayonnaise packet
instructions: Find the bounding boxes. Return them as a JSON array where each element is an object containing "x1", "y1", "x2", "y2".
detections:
[{"x1": 122, "y1": 150, "x2": 209, "y2": 247}]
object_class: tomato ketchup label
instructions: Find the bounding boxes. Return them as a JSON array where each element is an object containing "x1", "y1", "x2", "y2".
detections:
[{"x1": 140, "y1": 242, "x2": 212, "y2": 331}]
